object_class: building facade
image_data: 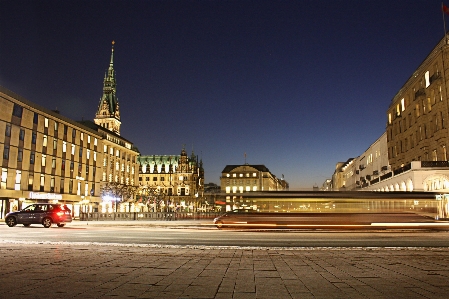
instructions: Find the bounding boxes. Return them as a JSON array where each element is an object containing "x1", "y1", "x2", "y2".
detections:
[
  {"x1": 89, "y1": 41, "x2": 140, "y2": 213},
  {"x1": 0, "y1": 86, "x2": 103, "y2": 218},
  {"x1": 0, "y1": 42, "x2": 141, "y2": 218},
  {"x1": 220, "y1": 164, "x2": 288, "y2": 193},
  {"x1": 137, "y1": 148, "x2": 204, "y2": 211}
]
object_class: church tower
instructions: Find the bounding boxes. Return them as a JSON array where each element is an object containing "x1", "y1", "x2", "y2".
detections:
[{"x1": 94, "y1": 41, "x2": 121, "y2": 135}]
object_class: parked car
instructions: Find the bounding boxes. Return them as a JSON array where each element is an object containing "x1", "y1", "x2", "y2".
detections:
[{"x1": 5, "y1": 203, "x2": 72, "y2": 228}]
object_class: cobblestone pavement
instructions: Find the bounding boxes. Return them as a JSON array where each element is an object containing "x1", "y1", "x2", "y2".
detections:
[{"x1": 1, "y1": 243, "x2": 449, "y2": 299}]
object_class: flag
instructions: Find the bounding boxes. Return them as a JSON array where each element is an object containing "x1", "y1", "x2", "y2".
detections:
[{"x1": 443, "y1": 3, "x2": 449, "y2": 15}]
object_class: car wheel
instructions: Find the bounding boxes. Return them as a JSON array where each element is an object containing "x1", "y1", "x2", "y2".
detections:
[
  {"x1": 56, "y1": 223, "x2": 65, "y2": 227},
  {"x1": 23, "y1": 224, "x2": 31, "y2": 227},
  {"x1": 215, "y1": 220, "x2": 224, "y2": 229},
  {"x1": 42, "y1": 217, "x2": 52, "y2": 228},
  {"x1": 6, "y1": 217, "x2": 17, "y2": 227}
]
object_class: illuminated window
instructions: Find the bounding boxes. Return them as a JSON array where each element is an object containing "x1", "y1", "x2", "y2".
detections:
[
  {"x1": 425, "y1": 71, "x2": 430, "y2": 88},
  {"x1": 14, "y1": 170, "x2": 21, "y2": 190},
  {"x1": 54, "y1": 121, "x2": 58, "y2": 131},
  {"x1": 87, "y1": 135, "x2": 91, "y2": 144},
  {"x1": 53, "y1": 139, "x2": 57, "y2": 150},
  {"x1": 93, "y1": 152, "x2": 96, "y2": 161},
  {"x1": 52, "y1": 158, "x2": 56, "y2": 169},
  {"x1": 44, "y1": 118, "x2": 49, "y2": 128},
  {"x1": 41, "y1": 154, "x2": 46, "y2": 167},
  {"x1": 17, "y1": 148, "x2": 23, "y2": 162},
  {"x1": 253, "y1": 173, "x2": 257, "y2": 177},
  {"x1": 80, "y1": 132, "x2": 84, "y2": 141},
  {"x1": 63, "y1": 141, "x2": 67, "y2": 152},
  {"x1": 94, "y1": 138, "x2": 97, "y2": 146},
  {"x1": 87, "y1": 149, "x2": 90, "y2": 160},
  {"x1": 71, "y1": 144, "x2": 75, "y2": 155},
  {"x1": 1, "y1": 168, "x2": 7, "y2": 189},
  {"x1": 43, "y1": 135, "x2": 47, "y2": 147},
  {"x1": 233, "y1": 173, "x2": 236, "y2": 177}
]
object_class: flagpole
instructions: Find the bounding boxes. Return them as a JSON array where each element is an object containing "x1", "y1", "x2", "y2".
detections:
[{"x1": 443, "y1": 2, "x2": 448, "y2": 44}]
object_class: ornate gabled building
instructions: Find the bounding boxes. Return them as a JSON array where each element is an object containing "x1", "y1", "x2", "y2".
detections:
[
  {"x1": 137, "y1": 147, "x2": 204, "y2": 210},
  {"x1": 94, "y1": 41, "x2": 121, "y2": 135}
]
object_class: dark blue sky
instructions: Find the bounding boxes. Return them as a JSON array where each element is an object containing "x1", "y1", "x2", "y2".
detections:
[{"x1": 0, "y1": 0, "x2": 445, "y2": 188}]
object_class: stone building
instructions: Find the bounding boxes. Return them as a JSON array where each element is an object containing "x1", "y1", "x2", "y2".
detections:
[
  {"x1": 137, "y1": 147, "x2": 204, "y2": 211},
  {"x1": 220, "y1": 164, "x2": 288, "y2": 193},
  {"x1": 0, "y1": 86, "x2": 103, "y2": 218},
  {"x1": 385, "y1": 35, "x2": 449, "y2": 192},
  {"x1": 84, "y1": 41, "x2": 140, "y2": 212},
  {"x1": 0, "y1": 41, "x2": 140, "y2": 218}
]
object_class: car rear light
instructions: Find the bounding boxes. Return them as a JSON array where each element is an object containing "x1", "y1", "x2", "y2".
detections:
[{"x1": 56, "y1": 211, "x2": 64, "y2": 217}]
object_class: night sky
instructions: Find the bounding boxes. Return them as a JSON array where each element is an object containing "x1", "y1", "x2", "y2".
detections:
[{"x1": 0, "y1": 0, "x2": 446, "y2": 189}]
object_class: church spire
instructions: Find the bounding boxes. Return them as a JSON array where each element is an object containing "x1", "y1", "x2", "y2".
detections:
[{"x1": 94, "y1": 41, "x2": 121, "y2": 135}]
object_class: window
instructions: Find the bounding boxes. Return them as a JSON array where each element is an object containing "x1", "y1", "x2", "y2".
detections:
[
  {"x1": 71, "y1": 144, "x2": 75, "y2": 155},
  {"x1": 87, "y1": 149, "x2": 90, "y2": 160},
  {"x1": 86, "y1": 164, "x2": 89, "y2": 175},
  {"x1": 17, "y1": 148, "x2": 23, "y2": 162},
  {"x1": 52, "y1": 158, "x2": 56, "y2": 169},
  {"x1": 64, "y1": 125, "x2": 68, "y2": 135},
  {"x1": 87, "y1": 135, "x2": 90, "y2": 144},
  {"x1": 1, "y1": 168, "x2": 7, "y2": 189},
  {"x1": 44, "y1": 117, "x2": 49, "y2": 128},
  {"x1": 63, "y1": 141, "x2": 67, "y2": 153},
  {"x1": 79, "y1": 148, "x2": 83, "y2": 157},
  {"x1": 72, "y1": 129, "x2": 76, "y2": 138},
  {"x1": 14, "y1": 170, "x2": 21, "y2": 190},
  {"x1": 32, "y1": 132, "x2": 37, "y2": 144},
  {"x1": 43, "y1": 135, "x2": 48, "y2": 147},
  {"x1": 60, "y1": 178, "x2": 64, "y2": 193},
  {"x1": 19, "y1": 129, "x2": 25, "y2": 141},
  {"x1": 3, "y1": 145, "x2": 9, "y2": 159},
  {"x1": 12, "y1": 104, "x2": 23, "y2": 118},
  {"x1": 153, "y1": 177, "x2": 158, "y2": 181},
  {"x1": 40, "y1": 174, "x2": 45, "y2": 192},
  {"x1": 41, "y1": 154, "x2": 46, "y2": 167},
  {"x1": 5, "y1": 124, "x2": 11, "y2": 137},
  {"x1": 54, "y1": 122, "x2": 58, "y2": 131},
  {"x1": 50, "y1": 177, "x2": 55, "y2": 192},
  {"x1": 94, "y1": 138, "x2": 98, "y2": 146},
  {"x1": 80, "y1": 132, "x2": 84, "y2": 141},
  {"x1": 93, "y1": 152, "x2": 97, "y2": 161},
  {"x1": 70, "y1": 161, "x2": 74, "y2": 172},
  {"x1": 28, "y1": 174, "x2": 34, "y2": 191},
  {"x1": 53, "y1": 139, "x2": 57, "y2": 150},
  {"x1": 33, "y1": 113, "x2": 38, "y2": 124},
  {"x1": 69, "y1": 179, "x2": 73, "y2": 194},
  {"x1": 61, "y1": 160, "x2": 65, "y2": 170},
  {"x1": 30, "y1": 152, "x2": 35, "y2": 164}
]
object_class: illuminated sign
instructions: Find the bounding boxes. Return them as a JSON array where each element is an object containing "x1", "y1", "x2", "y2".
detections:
[{"x1": 29, "y1": 192, "x2": 62, "y2": 200}]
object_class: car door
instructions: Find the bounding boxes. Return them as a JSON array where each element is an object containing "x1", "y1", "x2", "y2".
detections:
[
  {"x1": 33, "y1": 204, "x2": 46, "y2": 223},
  {"x1": 17, "y1": 204, "x2": 36, "y2": 224}
]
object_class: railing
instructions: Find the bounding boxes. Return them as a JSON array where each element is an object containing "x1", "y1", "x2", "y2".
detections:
[
  {"x1": 393, "y1": 163, "x2": 412, "y2": 176},
  {"x1": 414, "y1": 88, "x2": 426, "y2": 99},
  {"x1": 79, "y1": 211, "x2": 221, "y2": 221},
  {"x1": 421, "y1": 161, "x2": 449, "y2": 167}
]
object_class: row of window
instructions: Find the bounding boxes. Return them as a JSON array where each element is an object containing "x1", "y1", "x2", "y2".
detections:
[
  {"x1": 0, "y1": 167, "x2": 95, "y2": 196},
  {"x1": 103, "y1": 144, "x2": 136, "y2": 162},
  {"x1": 10, "y1": 104, "x2": 99, "y2": 144},
  {"x1": 225, "y1": 173, "x2": 258, "y2": 178}
]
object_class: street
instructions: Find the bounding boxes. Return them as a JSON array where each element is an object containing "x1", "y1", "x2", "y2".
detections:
[{"x1": 2, "y1": 220, "x2": 449, "y2": 247}]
